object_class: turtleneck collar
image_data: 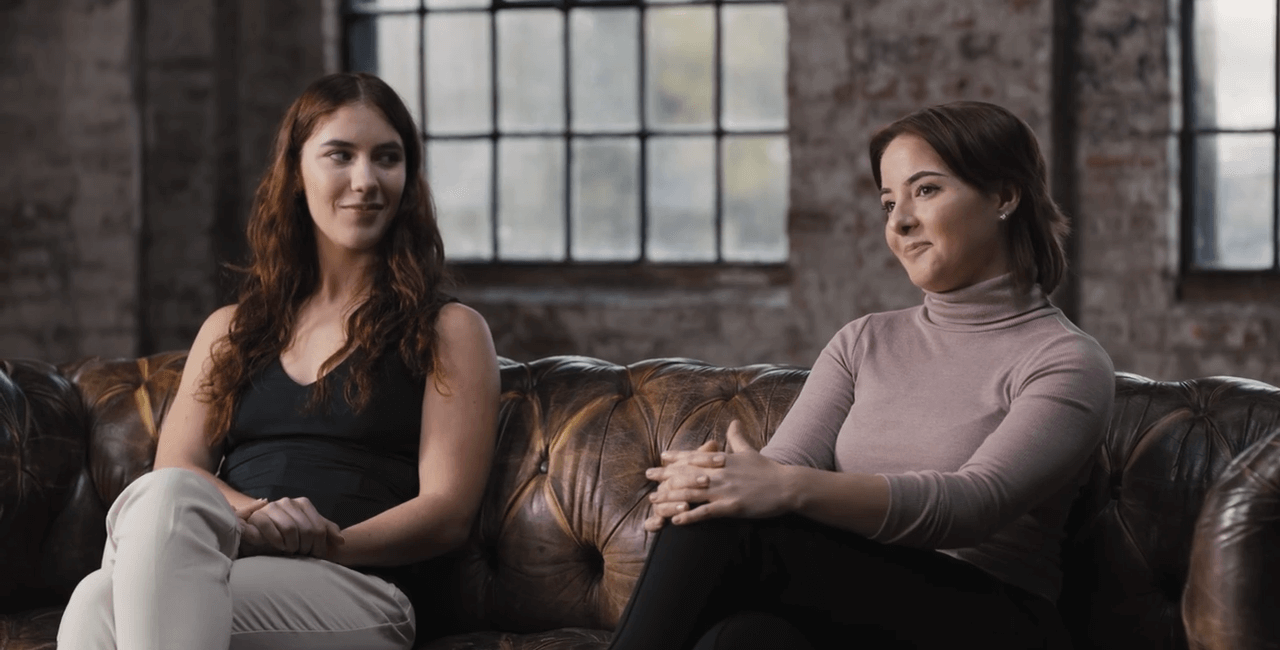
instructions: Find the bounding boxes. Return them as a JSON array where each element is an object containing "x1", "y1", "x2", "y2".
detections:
[{"x1": 919, "y1": 273, "x2": 1054, "y2": 332}]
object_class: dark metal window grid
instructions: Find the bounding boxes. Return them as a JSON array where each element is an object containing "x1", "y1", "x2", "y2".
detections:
[
  {"x1": 1178, "y1": 0, "x2": 1280, "y2": 275},
  {"x1": 342, "y1": 0, "x2": 788, "y2": 265}
]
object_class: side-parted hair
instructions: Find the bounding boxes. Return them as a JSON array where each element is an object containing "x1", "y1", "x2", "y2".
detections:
[
  {"x1": 200, "y1": 72, "x2": 454, "y2": 444},
  {"x1": 868, "y1": 101, "x2": 1069, "y2": 294}
]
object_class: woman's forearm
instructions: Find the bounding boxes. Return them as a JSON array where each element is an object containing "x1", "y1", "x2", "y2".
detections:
[
  {"x1": 782, "y1": 465, "x2": 892, "y2": 538},
  {"x1": 326, "y1": 494, "x2": 472, "y2": 567}
]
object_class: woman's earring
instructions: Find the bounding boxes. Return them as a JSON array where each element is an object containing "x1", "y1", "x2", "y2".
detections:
[{"x1": 998, "y1": 211, "x2": 1008, "y2": 221}]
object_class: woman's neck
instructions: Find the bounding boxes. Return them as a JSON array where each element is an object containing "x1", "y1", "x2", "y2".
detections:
[{"x1": 313, "y1": 241, "x2": 376, "y2": 307}]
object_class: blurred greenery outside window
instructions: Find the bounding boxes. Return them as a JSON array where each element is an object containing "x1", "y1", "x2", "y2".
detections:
[
  {"x1": 1180, "y1": 0, "x2": 1279, "y2": 273},
  {"x1": 343, "y1": 0, "x2": 789, "y2": 265}
]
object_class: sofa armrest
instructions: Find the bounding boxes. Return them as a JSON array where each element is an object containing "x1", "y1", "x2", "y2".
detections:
[
  {"x1": 0, "y1": 359, "x2": 95, "y2": 612},
  {"x1": 1184, "y1": 430, "x2": 1280, "y2": 650}
]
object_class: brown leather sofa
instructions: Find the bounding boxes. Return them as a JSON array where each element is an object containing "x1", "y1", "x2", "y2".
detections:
[{"x1": 2, "y1": 352, "x2": 1279, "y2": 649}]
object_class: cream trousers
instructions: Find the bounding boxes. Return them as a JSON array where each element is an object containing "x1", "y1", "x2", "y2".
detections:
[{"x1": 57, "y1": 467, "x2": 415, "y2": 650}]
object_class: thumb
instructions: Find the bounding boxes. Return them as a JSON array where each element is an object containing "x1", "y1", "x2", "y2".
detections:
[
  {"x1": 234, "y1": 498, "x2": 268, "y2": 520},
  {"x1": 327, "y1": 520, "x2": 346, "y2": 545},
  {"x1": 726, "y1": 420, "x2": 758, "y2": 453}
]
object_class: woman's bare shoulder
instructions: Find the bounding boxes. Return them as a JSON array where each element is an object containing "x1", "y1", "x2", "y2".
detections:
[{"x1": 436, "y1": 302, "x2": 491, "y2": 341}]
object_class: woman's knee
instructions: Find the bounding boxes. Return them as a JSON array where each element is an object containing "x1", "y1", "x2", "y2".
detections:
[
  {"x1": 59, "y1": 569, "x2": 114, "y2": 648},
  {"x1": 107, "y1": 467, "x2": 237, "y2": 556},
  {"x1": 112, "y1": 468, "x2": 229, "y2": 524}
]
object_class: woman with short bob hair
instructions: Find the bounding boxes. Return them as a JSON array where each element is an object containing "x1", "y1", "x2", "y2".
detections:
[
  {"x1": 58, "y1": 72, "x2": 500, "y2": 650},
  {"x1": 607, "y1": 101, "x2": 1113, "y2": 650},
  {"x1": 869, "y1": 100, "x2": 1071, "y2": 295}
]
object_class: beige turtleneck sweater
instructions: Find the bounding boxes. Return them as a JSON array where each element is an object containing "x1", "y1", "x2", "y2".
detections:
[{"x1": 761, "y1": 273, "x2": 1115, "y2": 602}]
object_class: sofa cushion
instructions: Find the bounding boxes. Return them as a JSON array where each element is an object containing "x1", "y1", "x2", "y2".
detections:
[
  {"x1": 418, "y1": 356, "x2": 807, "y2": 635},
  {"x1": 1059, "y1": 373, "x2": 1280, "y2": 650}
]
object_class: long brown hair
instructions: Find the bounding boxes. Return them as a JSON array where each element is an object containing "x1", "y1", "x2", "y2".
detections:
[
  {"x1": 869, "y1": 101, "x2": 1069, "y2": 294},
  {"x1": 200, "y1": 72, "x2": 453, "y2": 444}
]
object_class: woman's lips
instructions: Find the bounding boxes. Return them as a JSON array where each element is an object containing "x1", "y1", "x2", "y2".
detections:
[{"x1": 903, "y1": 241, "x2": 931, "y2": 256}]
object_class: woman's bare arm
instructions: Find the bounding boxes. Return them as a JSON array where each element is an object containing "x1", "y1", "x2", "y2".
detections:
[{"x1": 327, "y1": 303, "x2": 500, "y2": 567}]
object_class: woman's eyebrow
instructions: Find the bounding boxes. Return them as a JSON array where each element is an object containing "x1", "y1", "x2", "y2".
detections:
[
  {"x1": 881, "y1": 170, "x2": 946, "y2": 194},
  {"x1": 317, "y1": 139, "x2": 403, "y2": 150}
]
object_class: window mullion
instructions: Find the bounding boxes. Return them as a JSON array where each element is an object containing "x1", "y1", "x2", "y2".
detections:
[
  {"x1": 713, "y1": 0, "x2": 724, "y2": 263},
  {"x1": 1274, "y1": 0, "x2": 1280, "y2": 272},
  {"x1": 563, "y1": 5, "x2": 573, "y2": 262},
  {"x1": 1180, "y1": 0, "x2": 1197, "y2": 274},
  {"x1": 638, "y1": 3, "x2": 648, "y2": 263},
  {"x1": 490, "y1": 2, "x2": 501, "y2": 261}
]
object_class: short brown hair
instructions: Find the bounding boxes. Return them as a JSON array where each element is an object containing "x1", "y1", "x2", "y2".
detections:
[{"x1": 869, "y1": 101, "x2": 1069, "y2": 294}]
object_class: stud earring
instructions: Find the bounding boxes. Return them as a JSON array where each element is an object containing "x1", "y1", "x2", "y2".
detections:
[{"x1": 998, "y1": 211, "x2": 1008, "y2": 221}]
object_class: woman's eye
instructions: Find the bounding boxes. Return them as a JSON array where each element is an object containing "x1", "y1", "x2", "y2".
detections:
[
  {"x1": 916, "y1": 184, "x2": 938, "y2": 197},
  {"x1": 377, "y1": 152, "x2": 403, "y2": 165},
  {"x1": 327, "y1": 151, "x2": 352, "y2": 162},
  {"x1": 881, "y1": 201, "x2": 895, "y2": 214}
]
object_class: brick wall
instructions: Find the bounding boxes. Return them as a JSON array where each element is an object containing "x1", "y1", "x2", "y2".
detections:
[
  {"x1": 4, "y1": 0, "x2": 1278, "y2": 385},
  {"x1": 0, "y1": 0, "x2": 327, "y2": 360},
  {"x1": 0, "y1": 0, "x2": 139, "y2": 362},
  {"x1": 1075, "y1": 0, "x2": 1280, "y2": 384}
]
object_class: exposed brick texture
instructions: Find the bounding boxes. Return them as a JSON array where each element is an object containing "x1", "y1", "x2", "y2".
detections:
[
  {"x1": 0, "y1": 0, "x2": 139, "y2": 362},
  {"x1": 1075, "y1": 0, "x2": 1280, "y2": 385},
  {"x1": 2, "y1": 0, "x2": 1279, "y2": 386}
]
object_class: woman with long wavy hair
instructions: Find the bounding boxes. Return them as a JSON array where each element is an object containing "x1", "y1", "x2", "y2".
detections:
[{"x1": 58, "y1": 72, "x2": 499, "y2": 650}]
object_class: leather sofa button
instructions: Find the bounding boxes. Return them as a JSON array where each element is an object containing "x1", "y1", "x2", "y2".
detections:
[{"x1": 538, "y1": 460, "x2": 549, "y2": 474}]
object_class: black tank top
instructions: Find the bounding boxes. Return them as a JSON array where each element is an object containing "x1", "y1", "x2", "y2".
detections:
[{"x1": 220, "y1": 351, "x2": 425, "y2": 529}]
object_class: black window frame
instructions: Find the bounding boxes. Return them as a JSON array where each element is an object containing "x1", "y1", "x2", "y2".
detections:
[
  {"x1": 1178, "y1": 0, "x2": 1280, "y2": 281},
  {"x1": 341, "y1": 0, "x2": 790, "y2": 273}
]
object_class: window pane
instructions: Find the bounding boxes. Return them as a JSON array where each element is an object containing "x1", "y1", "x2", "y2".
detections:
[
  {"x1": 648, "y1": 136, "x2": 715, "y2": 261},
  {"x1": 1192, "y1": 133, "x2": 1275, "y2": 270},
  {"x1": 426, "y1": 13, "x2": 491, "y2": 135},
  {"x1": 1193, "y1": 0, "x2": 1276, "y2": 130},
  {"x1": 646, "y1": 7, "x2": 714, "y2": 131},
  {"x1": 723, "y1": 136, "x2": 788, "y2": 262},
  {"x1": 349, "y1": 0, "x2": 420, "y2": 11},
  {"x1": 425, "y1": 0, "x2": 486, "y2": 8},
  {"x1": 498, "y1": 10, "x2": 564, "y2": 133},
  {"x1": 430, "y1": 140, "x2": 493, "y2": 261},
  {"x1": 499, "y1": 138, "x2": 566, "y2": 260},
  {"x1": 571, "y1": 8, "x2": 640, "y2": 132},
  {"x1": 572, "y1": 138, "x2": 640, "y2": 260},
  {"x1": 349, "y1": 14, "x2": 422, "y2": 125},
  {"x1": 722, "y1": 5, "x2": 786, "y2": 131}
]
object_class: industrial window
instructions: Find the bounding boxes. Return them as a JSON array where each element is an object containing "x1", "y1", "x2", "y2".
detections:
[
  {"x1": 1179, "y1": 0, "x2": 1279, "y2": 272},
  {"x1": 343, "y1": 0, "x2": 789, "y2": 265}
]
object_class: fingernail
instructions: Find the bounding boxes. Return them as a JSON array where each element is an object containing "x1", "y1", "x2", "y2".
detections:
[
  {"x1": 713, "y1": 455, "x2": 725, "y2": 463},
  {"x1": 677, "y1": 503, "x2": 687, "y2": 511},
  {"x1": 649, "y1": 493, "x2": 658, "y2": 502},
  {"x1": 697, "y1": 475, "x2": 708, "y2": 485},
  {"x1": 661, "y1": 451, "x2": 673, "y2": 459}
]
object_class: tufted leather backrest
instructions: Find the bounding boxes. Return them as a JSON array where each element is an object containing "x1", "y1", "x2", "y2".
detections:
[
  {"x1": 1057, "y1": 372, "x2": 1280, "y2": 650},
  {"x1": 3, "y1": 353, "x2": 1280, "y2": 648},
  {"x1": 423, "y1": 356, "x2": 808, "y2": 633}
]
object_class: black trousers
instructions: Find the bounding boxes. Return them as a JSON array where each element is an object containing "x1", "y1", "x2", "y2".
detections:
[{"x1": 607, "y1": 515, "x2": 1071, "y2": 650}]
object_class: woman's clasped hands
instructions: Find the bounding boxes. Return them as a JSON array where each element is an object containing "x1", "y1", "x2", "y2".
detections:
[
  {"x1": 232, "y1": 496, "x2": 346, "y2": 559},
  {"x1": 644, "y1": 420, "x2": 795, "y2": 531}
]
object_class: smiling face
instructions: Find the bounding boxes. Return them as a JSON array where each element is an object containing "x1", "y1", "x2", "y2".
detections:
[
  {"x1": 298, "y1": 102, "x2": 406, "y2": 256},
  {"x1": 878, "y1": 133, "x2": 1016, "y2": 293}
]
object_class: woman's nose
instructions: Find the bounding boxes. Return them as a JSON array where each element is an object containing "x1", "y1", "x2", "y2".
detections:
[
  {"x1": 889, "y1": 207, "x2": 916, "y2": 235},
  {"x1": 350, "y1": 159, "x2": 377, "y2": 192}
]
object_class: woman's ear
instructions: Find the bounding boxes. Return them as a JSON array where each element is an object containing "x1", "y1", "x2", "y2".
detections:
[{"x1": 996, "y1": 183, "x2": 1021, "y2": 217}]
